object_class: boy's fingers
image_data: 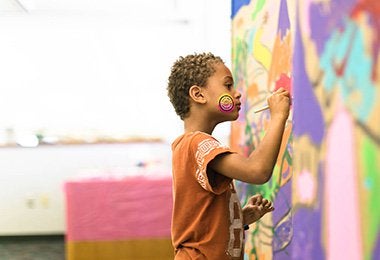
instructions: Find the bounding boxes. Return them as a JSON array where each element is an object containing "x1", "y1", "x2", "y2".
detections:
[
  {"x1": 275, "y1": 87, "x2": 287, "y2": 93},
  {"x1": 278, "y1": 91, "x2": 290, "y2": 99},
  {"x1": 261, "y1": 199, "x2": 273, "y2": 210},
  {"x1": 250, "y1": 194, "x2": 262, "y2": 205},
  {"x1": 273, "y1": 87, "x2": 290, "y2": 96},
  {"x1": 274, "y1": 88, "x2": 289, "y2": 96},
  {"x1": 262, "y1": 199, "x2": 271, "y2": 207},
  {"x1": 269, "y1": 91, "x2": 290, "y2": 104},
  {"x1": 256, "y1": 195, "x2": 263, "y2": 205}
]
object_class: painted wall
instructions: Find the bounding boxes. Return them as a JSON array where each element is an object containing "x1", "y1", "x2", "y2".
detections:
[{"x1": 230, "y1": 0, "x2": 380, "y2": 259}]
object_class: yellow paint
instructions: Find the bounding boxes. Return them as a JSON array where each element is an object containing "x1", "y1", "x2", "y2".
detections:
[{"x1": 253, "y1": 28, "x2": 272, "y2": 70}]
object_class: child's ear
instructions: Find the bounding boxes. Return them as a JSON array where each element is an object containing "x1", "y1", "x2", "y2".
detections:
[{"x1": 189, "y1": 85, "x2": 207, "y2": 104}]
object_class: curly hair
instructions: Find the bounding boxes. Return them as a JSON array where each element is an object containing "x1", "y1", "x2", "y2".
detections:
[{"x1": 167, "y1": 52, "x2": 224, "y2": 120}]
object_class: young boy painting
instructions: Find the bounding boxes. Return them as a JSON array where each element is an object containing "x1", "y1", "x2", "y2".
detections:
[{"x1": 167, "y1": 52, "x2": 290, "y2": 259}]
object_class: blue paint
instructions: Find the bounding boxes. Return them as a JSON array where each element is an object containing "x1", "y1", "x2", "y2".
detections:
[
  {"x1": 320, "y1": 18, "x2": 376, "y2": 122},
  {"x1": 231, "y1": 0, "x2": 251, "y2": 19},
  {"x1": 247, "y1": 28, "x2": 256, "y2": 54}
]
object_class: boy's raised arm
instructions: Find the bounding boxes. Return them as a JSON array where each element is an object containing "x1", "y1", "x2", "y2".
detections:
[{"x1": 209, "y1": 88, "x2": 290, "y2": 184}]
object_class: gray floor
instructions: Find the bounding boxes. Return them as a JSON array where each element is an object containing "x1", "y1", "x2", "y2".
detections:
[{"x1": 0, "y1": 235, "x2": 65, "y2": 260}]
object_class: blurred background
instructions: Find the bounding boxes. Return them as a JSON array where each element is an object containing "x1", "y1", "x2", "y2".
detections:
[
  {"x1": 0, "y1": 0, "x2": 232, "y2": 259},
  {"x1": 0, "y1": 0, "x2": 232, "y2": 143}
]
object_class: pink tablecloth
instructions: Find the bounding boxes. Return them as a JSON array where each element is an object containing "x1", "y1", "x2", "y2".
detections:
[{"x1": 65, "y1": 176, "x2": 173, "y2": 242}]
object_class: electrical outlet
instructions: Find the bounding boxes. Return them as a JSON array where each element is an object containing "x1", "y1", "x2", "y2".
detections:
[{"x1": 25, "y1": 197, "x2": 36, "y2": 209}]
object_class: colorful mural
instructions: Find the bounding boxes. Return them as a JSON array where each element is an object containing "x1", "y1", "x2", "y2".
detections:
[{"x1": 231, "y1": 0, "x2": 380, "y2": 259}]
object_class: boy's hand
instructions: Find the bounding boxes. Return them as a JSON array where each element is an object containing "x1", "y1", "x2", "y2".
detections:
[
  {"x1": 242, "y1": 194, "x2": 274, "y2": 226},
  {"x1": 267, "y1": 88, "x2": 291, "y2": 120}
]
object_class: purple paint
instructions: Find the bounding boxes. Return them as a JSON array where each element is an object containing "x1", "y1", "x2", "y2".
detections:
[
  {"x1": 292, "y1": 12, "x2": 325, "y2": 144},
  {"x1": 273, "y1": 178, "x2": 292, "y2": 226},
  {"x1": 373, "y1": 231, "x2": 380, "y2": 260},
  {"x1": 278, "y1": 0, "x2": 290, "y2": 38},
  {"x1": 279, "y1": 165, "x2": 325, "y2": 260},
  {"x1": 272, "y1": 179, "x2": 293, "y2": 255},
  {"x1": 288, "y1": 208, "x2": 324, "y2": 260}
]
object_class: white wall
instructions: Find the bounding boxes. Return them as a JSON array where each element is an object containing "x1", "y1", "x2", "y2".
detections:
[
  {"x1": 0, "y1": 0, "x2": 232, "y2": 234},
  {"x1": 0, "y1": 143, "x2": 172, "y2": 235},
  {"x1": 0, "y1": 0, "x2": 232, "y2": 143}
]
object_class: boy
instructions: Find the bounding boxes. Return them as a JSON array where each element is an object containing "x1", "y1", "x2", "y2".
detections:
[{"x1": 167, "y1": 53, "x2": 290, "y2": 259}]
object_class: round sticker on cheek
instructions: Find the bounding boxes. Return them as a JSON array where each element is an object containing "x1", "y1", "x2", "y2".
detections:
[{"x1": 218, "y1": 94, "x2": 235, "y2": 112}]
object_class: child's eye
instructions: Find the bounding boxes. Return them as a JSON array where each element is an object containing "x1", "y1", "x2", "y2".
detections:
[{"x1": 225, "y1": 83, "x2": 233, "y2": 89}]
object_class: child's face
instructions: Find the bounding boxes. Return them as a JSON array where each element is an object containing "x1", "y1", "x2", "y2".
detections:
[{"x1": 203, "y1": 62, "x2": 242, "y2": 122}]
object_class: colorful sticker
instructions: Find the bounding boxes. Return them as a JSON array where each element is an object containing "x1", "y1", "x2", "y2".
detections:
[{"x1": 219, "y1": 94, "x2": 235, "y2": 112}]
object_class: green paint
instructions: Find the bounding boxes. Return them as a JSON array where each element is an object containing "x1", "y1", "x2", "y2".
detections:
[
  {"x1": 362, "y1": 136, "x2": 380, "y2": 260},
  {"x1": 232, "y1": 13, "x2": 294, "y2": 257},
  {"x1": 251, "y1": 0, "x2": 266, "y2": 21}
]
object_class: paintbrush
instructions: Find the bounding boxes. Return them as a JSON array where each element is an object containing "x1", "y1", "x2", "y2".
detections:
[
  {"x1": 254, "y1": 96, "x2": 293, "y2": 113},
  {"x1": 254, "y1": 105, "x2": 270, "y2": 113}
]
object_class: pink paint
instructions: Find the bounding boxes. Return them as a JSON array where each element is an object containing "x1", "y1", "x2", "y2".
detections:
[
  {"x1": 274, "y1": 73, "x2": 292, "y2": 93},
  {"x1": 297, "y1": 170, "x2": 315, "y2": 202},
  {"x1": 65, "y1": 176, "x2": 173, "y2": 241},
  {"x1": 325, "y1": 101, "x2": 362, "y2": 259}
]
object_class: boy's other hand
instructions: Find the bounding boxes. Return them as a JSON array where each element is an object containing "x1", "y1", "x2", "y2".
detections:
[{"x1": 242, "y1": 194, "x2": 274, "y2": 226}]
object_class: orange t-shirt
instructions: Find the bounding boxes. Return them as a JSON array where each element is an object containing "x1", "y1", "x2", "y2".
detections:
[{"x1": 171, "y1": 131, "x2": 244, "y2": 260}]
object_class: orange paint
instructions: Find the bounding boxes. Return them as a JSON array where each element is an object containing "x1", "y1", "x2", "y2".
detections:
[
  {"x1": 247, "y1": 83, "x2": 259, "y2": 98},
  {"x1": 268, "y1": 32, "x2": 292, "y2": 90}
]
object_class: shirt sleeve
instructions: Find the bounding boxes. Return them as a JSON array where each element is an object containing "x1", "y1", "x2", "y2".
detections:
[{"x1": 191, "y1": 132, "x2": 235, "y2": 194}]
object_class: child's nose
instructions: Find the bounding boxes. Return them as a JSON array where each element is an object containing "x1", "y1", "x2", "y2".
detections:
[{"x1": 235, "y1": 91, "x2": 242, "y2": 99}]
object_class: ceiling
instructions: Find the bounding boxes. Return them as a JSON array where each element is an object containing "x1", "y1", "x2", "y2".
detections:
[{"x1": 0, "y1": 0, "x2": 179, "y2": 14}]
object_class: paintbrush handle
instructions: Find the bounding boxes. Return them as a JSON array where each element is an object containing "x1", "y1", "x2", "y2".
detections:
[{"x1": 254, "y1": 105, "x2": 270, "y2": 113}]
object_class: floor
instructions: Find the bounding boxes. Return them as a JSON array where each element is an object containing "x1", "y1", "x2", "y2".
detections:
[{"x1": 0, "y1": 235, "x2": 65, "y2": 260}]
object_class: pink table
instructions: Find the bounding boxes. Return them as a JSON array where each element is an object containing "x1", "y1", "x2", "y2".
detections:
[{"x1": 64, "y1": 176, "x2": 173, "y2": 260}]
